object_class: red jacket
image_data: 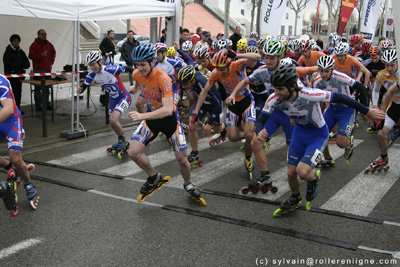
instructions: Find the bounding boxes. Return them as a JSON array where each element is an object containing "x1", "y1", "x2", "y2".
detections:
[{"x1": 28, "y1": 38, "x2": 56, "y2": 72}]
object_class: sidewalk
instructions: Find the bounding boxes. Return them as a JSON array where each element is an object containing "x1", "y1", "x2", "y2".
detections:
[{"x1": 1, "y1": 79, "x2": 137, "y2": 154}]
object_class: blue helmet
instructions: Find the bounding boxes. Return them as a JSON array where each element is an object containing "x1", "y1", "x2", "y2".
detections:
[{"x1": 131, "y1": 43, "x2": 156, "y2": 62}]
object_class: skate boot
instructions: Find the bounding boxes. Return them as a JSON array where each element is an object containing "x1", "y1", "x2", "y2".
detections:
[
  {"x1": 136, "y1": 173, "x2": 172, "y2": 202},
  {"x1": 24, "y1": 182, "x2": 39, "y2": 210},
  {"x1": 344, "y1": 135, "x2": 354, "y2": 164},
  {"x1": 364, "y1": 157, "x2": 389, "y2": 174},
  {"x1": 0, "y1": 179, "x2": 18, "y2": 217},
  {"x1": 209, "y1": 129, "x2": 226, "y2": 147},
  {"x1": 244, "y1": 156, "x2": 254, "y2": 180},
  {"x1": 272, "y1": 193, "x2": 302, "y2": 218},
  {"x1": 187, "y1": 151, "x2": 203, "y2": 169},
  {"x1": 184, "y1": 183, "x2": 207, "y2": 207},
  {"x1": 107, "y1": 139, "x2": 129, "y2": 160},
  {"x1": 305, "y1": 174, "x2": 320, "y2": 211}
]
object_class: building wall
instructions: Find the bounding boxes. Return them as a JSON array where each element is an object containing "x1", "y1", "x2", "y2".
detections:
[{"x1": 0, "y1": 16, "x2": 74, "y2": 74}]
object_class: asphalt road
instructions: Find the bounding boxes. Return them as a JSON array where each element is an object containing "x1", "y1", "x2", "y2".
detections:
[{"x1": 0, "y1": 123, "x2": 399, "y2": 267}]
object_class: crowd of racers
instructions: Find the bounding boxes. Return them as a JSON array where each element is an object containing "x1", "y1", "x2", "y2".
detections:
[{"x1": 0, "y1": 30, "x2": 397, "y2": 216}]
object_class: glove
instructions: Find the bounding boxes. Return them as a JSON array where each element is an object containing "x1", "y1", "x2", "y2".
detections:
[{"x1": 189, "y1": 113, "x2": 198, "y2": 131}]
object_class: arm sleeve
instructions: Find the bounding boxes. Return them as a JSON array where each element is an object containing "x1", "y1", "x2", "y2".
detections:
[
  {"x1": 371, "y1": 79, "x2": 380, "y2": 106},
  {"x1": 330, "y1": 92, "x2": 369, "y2": 115}
]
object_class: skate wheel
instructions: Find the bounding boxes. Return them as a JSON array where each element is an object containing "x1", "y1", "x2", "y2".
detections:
[
  {"x1": 111, "y1": 150, "x2": 117, "y2": 156},
  {"x1": 250, "y1": 187, "x2": 258, "y2": 194},
  {"x1": 117, "y1": 152, "x2": 123, "y2": 160},
  {"x1": 27, "y1": 163, "x2": 36, "y2": 173},
  {"x1": 240, "y1": 187, "x2": 249, "y2": 195},
  {"x1": 272, "y1": 208, "x2": 283, "y2": 218},
  {"x1": 271, "y1": 186, "x2": 278, "y2": 193},
  {"x1": 305, "y1": 201, "x2": 312, "y2": 211},
  {"x1": 29, "y1": 196, "x2": 40, "y2": 211},
  {"x1": 106, "y1": 147, "x2": 112, "y2": 153},
  {"x1": 9, "y1": 207, "x2": 19, "y2": 218},
  {"x1": 197, "y1": 197, "x2": 207, "y2": 207},
  {"x1": 136, "y1": 194, "x2": 144, "y2": 203}
]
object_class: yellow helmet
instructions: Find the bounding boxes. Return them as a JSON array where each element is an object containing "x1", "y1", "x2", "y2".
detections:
[
  {"x1": 166, "y1": 47, "x2": 176, "y2": 58},
  {"x1": 237, "y1": 38, "x2": 248, "y2": 51}
]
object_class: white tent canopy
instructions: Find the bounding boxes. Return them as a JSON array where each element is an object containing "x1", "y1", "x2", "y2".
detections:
[
  {"x1": 0, "y1": 0, "x2": 179, "y2": 138},
  {"x1": 2, "y1": 0, "x2": 175, "y2": 21}
]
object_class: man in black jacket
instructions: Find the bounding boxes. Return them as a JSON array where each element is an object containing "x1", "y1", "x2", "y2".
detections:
[
  {"x1": 120, "y1": 30, "x2": 139, "y2": 85},
  {"x1": 99, "y1": 30, "x2": 116, "y2": 64},
  {"x1": 3, "y1": 34, "x2": 30, "y2": 110},
  {"x1": 229, "y1": 26, "x2": 242, "y2": 52}
]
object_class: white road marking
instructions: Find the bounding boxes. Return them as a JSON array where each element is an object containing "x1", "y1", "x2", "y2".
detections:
[
  {"x1": 0, "y1": 238, "x2": 43, "y2": 260},
  {"x1": 242, "y1": 139, "x2": 363, "y2": 201},
  {"x1": 321, "y1": 144, "x2": 400, "y2": 216}
]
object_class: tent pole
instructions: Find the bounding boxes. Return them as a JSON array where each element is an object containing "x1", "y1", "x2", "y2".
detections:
[
  {"x1": 71, "y1": 20, "x2": 76, "y2": 133},
  {"x1": 76, "y1": 20, "x2": 81, "y2": 131}
]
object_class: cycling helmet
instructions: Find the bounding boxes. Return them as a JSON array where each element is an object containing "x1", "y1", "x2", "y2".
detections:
[
  {"x1": 193, "y1": 45, "x2": 209, "y2": 59},
  {"x1": 263, "y1": 39, "x2": 285, "y2": 56},
  {"x1": 300, "y1": 39, "x2": 311, "y2": 52},
  {"x1": 237, "y1": 38, "x2": 248, "y2": 51},
  {"x1": 248, "y1": 39, "x2": 257, "y2": 47},
  {"x1": 369, "y1": 46, "x2": 380, "y2": 58},
  {"x1": 350, "y1": 34, "x2": 363, "y2": 46},
  {"x1": 317, "y1": 55, "x2": 335, "y2": 70},
  {"x1": 379, "y1": 39, "x2": 394, "y2": 50},
  {"x1": 271, "y1": 63, "x2": 298, "y2": 88},
  {"x1": 155, "y1": 42, "x2": 167, "y2": 52},
  {"x1": 280, "y1": 57, "x2": 295, "y2": 66},
  {"x1": 131, "y1": 43, "x2": 156, "y2": 62},
  {"x1": 215, "y1": 39, "x2": 228, "y2": 51},
  {"x1": 212, "y1": 50, "x2": 231, "y2": 68},
  {"x1": 177, "y1": 65, "x2": 196, "y2": 83},
  {"x1": 85, "y1": 50, "x2": 102, "y2": 65},
  {"x1": 182, "y1": 40, "x2": 193, "y2": 52},
  {"x1": 246, "y1": 46, "x2": 259, "y2": 54},
  {"x1": 335, "y1": 42, "x2": 350, "y2": 56},
  {"x1": 166, "y1": 47, "x2": 177, "y2": 58},
  {"x1": 381, "y1": 49, "x2": 397, "y2": 64},
  {"x1": 249, "y1": 32, "x2": 258, "y2": 39}
]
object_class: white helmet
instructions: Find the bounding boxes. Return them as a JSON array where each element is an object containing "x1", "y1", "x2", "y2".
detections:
[
  {"x1": 335, "y1": 42, "x2": 350, "y2": 56},
  {"x1": 193, "y1": 45, "x2": 209, "y2": 59},
  {"x1": 280, "y1": 57, "x2": 295, "y2": 66},
  {"x1": 381, "y1": 49, "x2": 397, "y2": 64},
  {"x1": 317, "y1": 55, "x2": 335, "y2": 70},
  {"x1": 85, "y1": 50, "x2": 102, "y2": 65},
  {"x1": 182, "y1": 40, "x2": 193, "y2": 52}
]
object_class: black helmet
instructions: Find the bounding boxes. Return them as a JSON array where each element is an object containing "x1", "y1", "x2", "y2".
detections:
[{"x1": 271, "y1": 64, "x2": 298, "y2": 88}]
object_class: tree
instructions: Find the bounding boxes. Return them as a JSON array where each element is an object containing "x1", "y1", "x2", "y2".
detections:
[
  {"x1": 324, "y1": 0, "x2": 341, "y2": 33},
  {"x1": 288, "y1": 0, "x2": 313, "y2": 35},
  {"x1": 250, "y1": 0, "x2": 259, "y2": 33},
  {"x1": 224, "y1": 0, "x2": 231, "y2": 36},
  {"x1": 181, "y1": 0, "x2": 194, "y2": 27}
]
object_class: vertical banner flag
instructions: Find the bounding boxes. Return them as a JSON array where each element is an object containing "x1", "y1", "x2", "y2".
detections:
[
  {"x1": 259, "y1": 0, "x2": 288, "y2": 37},
  {"x1": 393, "y1": 0, "x2": 400, "y2": 58},
  {"x1": 337, "y1": 0, "x2": 358, "y2": 35},
  {"x1": 360, "y1": 0, "x2": 383, "y2": 40}
]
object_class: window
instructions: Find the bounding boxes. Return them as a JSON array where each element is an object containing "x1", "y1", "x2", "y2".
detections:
[
  {"x1": 288, "y1": 25, "x2": 293, "y2": 35},
  {"x1": 281, "y1": 25, "x2": 285, "y2": 35},
  {"x1": 241, "y1": 9, "x2": 245, "y2": 16},
  {"x1": 286, "y1": 13, "x2": 289, "y2": 19}
]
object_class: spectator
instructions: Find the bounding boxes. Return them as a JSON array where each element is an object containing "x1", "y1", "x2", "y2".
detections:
[
  {"x1": 28, "y1": 29, "x2": 56, "y2": 111},
  {"x1": 121, "y1": 31, "x2": 139, "y2": 85},
  {"x1": 160, "y1": 29, "x2": 167, "y2": 43},
  {"x1": 99, "y1": 30, "x2": 116, "y2": 64},
  {"x1": 229, "y1": 26, "x2": 242, "y2": 52},
  {"x1": 179, "y1": 28, "x2": 191, "y2": 46},
  {"x1": 3, "y1": 34, "x2": 30, "y2": 111}
]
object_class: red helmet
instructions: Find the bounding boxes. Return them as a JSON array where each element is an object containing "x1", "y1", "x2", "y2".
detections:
[
  {"x1": 212, "y1": 50, "x2": 231, "y2": 68},
  {"x1": 350, "y1": 34, "x2": 363, "y2": 46},
  {"x1": 361, "y1": 40, "x2": 372, "y2": 55}
]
